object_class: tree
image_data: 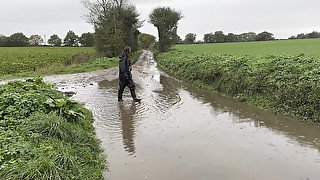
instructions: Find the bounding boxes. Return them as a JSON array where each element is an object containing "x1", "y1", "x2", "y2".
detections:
[
  {"x1": 131, "y1": 29, "x2": 140, "y2": 52},
  {"x1": 29, "y1": 34, "x2": 43, "y2": 46},
  {"x1": 184, "y1": 33, "x2": 196, "y2": 44},
  {"x1": 213, "y1": 31, "x2": 225, "y2": 43},
  {"x1": 172, "y1": 34, "x2": 182, "y2": 44},
  {"x1": 296, "y1": 33, "x2": 306, "y2": 39},
  {"x1": 149, "y1": 7, "x2": 183, "y2": 52},
  {"x1": 79, "y1": 32, "x2": 94, "y2": 47},
  {"x1": 0, "y1": 35, "x2": 8, "y2": 46},
  {"x1": 239, "y1": 32, "x2": 256, "y2": 42},
  {"x1": 139, "y1": 33, "x2": 156, "y2": 49},
  {"x1": 82, "y1": 0, "x2": 141, "y2": 57},
  {"x1": 224, "y1": 33, "x2": 237, "y2": 42},
  {"x1": 94, "y1": 19, "x2": 125, "y2": 56},
  {"x1": 288, "y1": 35, "x2": 296, "y2": 39},
  {"x1": 64, "y1": 30, "x2": 79, "y2": 46},
  {"x1": 203, "y1": 33, "x2": 214, "y2": 43},
  {"x1": 306, "y1": 31, "x2": 320, "y2": 38},
  {"x1": 292, "y1": 31, "x2": 320, "y2": 39},
  {"x1": 121, "y1": 5, "x2": 141, "y2": 51},
  {"x1": 255, "y1": 31, "x2": 275, "y2": 41},
  {"x1": 7, "y1": 32, "x2": 29, "y2": 46},
  {"x1": 48, "y1": 34, "x2": 62, "y2": 46}
]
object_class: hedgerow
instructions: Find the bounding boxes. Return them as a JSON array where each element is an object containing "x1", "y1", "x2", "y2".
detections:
[{"x1": 157, "y1": 50, "x2": 320, "y2": 123}]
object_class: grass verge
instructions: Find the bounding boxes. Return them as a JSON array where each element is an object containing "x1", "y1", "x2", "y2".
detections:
[
  {"x1": 156, "y1": 49, "x2": 320, "y2": 124},
  {"x1": 0, "y1": 78, "x2": 105, "y2": 179}
]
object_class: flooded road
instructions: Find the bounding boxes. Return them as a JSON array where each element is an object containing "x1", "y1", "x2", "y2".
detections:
[{"x1": 45, "y1": 51, "x2": 320, "y2": 180}]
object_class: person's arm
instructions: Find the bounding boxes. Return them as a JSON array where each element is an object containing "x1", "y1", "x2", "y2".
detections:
[
  {"x1": 125, "y1": 57, "x2": 133, "y2": 78},
  {"x1": 125, "y1": 57, "x2": 132, "y2": 71},
  {"x1": 128, "y1": 58, "x2": 132, "y2": 71}
]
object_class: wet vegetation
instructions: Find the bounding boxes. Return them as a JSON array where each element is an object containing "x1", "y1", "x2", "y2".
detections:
[
  {"x1": 157, "y1": 49, "x2": 320, "y2": 123},
  {"x1": 0, "y1": 78, "x2": 105, "y2": 179}
]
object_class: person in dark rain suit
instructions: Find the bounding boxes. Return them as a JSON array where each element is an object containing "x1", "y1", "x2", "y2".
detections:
[{"x1": 118, "y1": 46, "x2": 141, "y2": 102}]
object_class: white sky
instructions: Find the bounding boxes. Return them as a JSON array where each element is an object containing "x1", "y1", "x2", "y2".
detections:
[{"x1": 0, "y1": 0, "x2": 319, "y2": 41}]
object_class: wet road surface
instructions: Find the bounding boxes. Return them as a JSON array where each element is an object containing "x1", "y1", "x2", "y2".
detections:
[{"x1": 45, "y1": 51, "x2": 320, "y2": 180}]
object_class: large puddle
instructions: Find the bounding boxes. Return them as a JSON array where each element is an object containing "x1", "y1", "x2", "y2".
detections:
[{"x1": 45, "y1": 51, "x2": 320, "y2": 180}]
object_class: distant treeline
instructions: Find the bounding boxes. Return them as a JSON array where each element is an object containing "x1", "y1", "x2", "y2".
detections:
[
  {"x1": 181, "y1": 31, "x2": 275, "y2": 44},
  {"x1": 181, "y1": 30, "x2": 320, "y2": 44},
  {"x1": 0, "y1": 31, "x2": 94, "y2": 47},
  {"x1": 0, "y1": 31, "x2": 157, "y2": 53},
  {"x1": 289, "y1": 31, "x2": 320, "y2": 39}
]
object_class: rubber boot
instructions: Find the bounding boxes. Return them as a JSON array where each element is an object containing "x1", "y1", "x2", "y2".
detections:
[
  {"x1": 130, "y1": 89, "x2": 141, "y2": 102},
  {"x1": 118, "y1": 90, "x2": 123, "y2": 102}
]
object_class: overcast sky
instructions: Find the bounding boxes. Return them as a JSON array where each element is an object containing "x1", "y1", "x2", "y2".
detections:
[{"x1": 0, "y1": 0, "x2": 319, "y2": 41}]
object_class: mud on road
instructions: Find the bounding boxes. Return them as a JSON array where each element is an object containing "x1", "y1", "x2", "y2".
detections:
[{"x1": 45, "y1": 51, "x2": 320, "y2": 180}]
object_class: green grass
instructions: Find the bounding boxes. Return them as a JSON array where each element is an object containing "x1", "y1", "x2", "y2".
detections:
[
  {"x1": 176, "y1": 39, "x2": 320, "y2": 57},
  {"x1": 157, "y1": 49, "x2": 320, "y2": 123},
  {"x1": 0, "y1": 78, "x2": 106, "y2": 179}
]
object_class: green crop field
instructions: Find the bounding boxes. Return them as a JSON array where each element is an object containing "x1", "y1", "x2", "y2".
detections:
[
  {"x1": 0, "y1": 47, "x2": 95, "y2": 76},
  {"x1": 175, "y1": 39, "x2": 320, "y2": 57}
]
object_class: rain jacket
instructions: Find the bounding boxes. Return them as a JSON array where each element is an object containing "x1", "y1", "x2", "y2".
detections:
[{"x1": 119, "y1": 53, "x2": 132, "y2": 79}]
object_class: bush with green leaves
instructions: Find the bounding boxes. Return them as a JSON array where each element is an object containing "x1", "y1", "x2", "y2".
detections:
[
  {"x1": 157, "y1": 50, "x2": 320, "y2": 123},
  {"x1": 0, "y1": 78, "x2": 105, "y2": 179}
]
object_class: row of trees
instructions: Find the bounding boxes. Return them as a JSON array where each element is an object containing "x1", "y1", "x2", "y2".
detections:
[
  {"x1": 0, "y1": 31, "x2": 95, "y2": 47},
  {"x1": 289, "y1": 31, "x2": 320, "y2": 39},
  {"x1": 0, "y1": 30, "x2": 157, "y2": 50},
  {"x1": 83, "y1": 0, "x2": 182, "y2": 54},
  {"x1": 48, "y1": 31, "x2": 94, "y2": 47},
  {"x1": 181, "y1": 30, "x2": 320, "y2": 44},
  {"x1": 0, "y1": 33, "x2": 30, "y2": 47},
  {"x1": 183, "y1": 31, "x2": 275, "y2": 44},
  {"x1": 1, "y1": 1, "x2": 182, "y2": 54}
]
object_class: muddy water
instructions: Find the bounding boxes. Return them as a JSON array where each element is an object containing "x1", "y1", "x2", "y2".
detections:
[{"x1": 45, "y1": 51, "x2": 320, "y2": 180}]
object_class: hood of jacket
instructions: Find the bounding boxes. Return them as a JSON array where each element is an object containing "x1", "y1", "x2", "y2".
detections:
[{"x1": 119, "y1": 52, "x2": 128, "y2": 60}]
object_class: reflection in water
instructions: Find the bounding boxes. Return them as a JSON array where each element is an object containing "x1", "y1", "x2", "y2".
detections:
[
  {"x1": 152, "y1": 76, "x2": 182, "y2": 115},
  {"x1": 98, "y1": 74, "x2": 142, "y2": 97},
  {"x1": 98, "y1": 78, "x2": 139, "y2": 155},
  {"x1": 137, "y1": 51, "x2": 182, "y2": 117},
  {"x1": 159, "y1": 75, "x2": 181, "y2": 104},
  {"x1": 183, "y1": 79, "x2": 320, "y2": 150},
  {"x1": 98, "y1": 78, "x2": 119, "y2": 91},
  {"x1": 118, "y1": 102, "x2": 137, "y2": 155}
]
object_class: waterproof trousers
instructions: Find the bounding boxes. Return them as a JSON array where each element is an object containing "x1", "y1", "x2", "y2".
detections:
[{"x1": 118, "y1": 77, "x2": 138, "y2": 101}]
